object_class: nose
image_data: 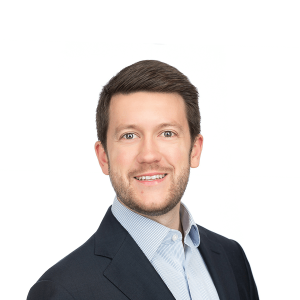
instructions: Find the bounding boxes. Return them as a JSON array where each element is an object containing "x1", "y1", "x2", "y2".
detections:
[{"x1": 136, "y1": 136, "x2": 162, "y2": 164}]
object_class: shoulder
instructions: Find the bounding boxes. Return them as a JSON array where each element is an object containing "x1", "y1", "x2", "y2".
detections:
[
  {"x1": 27, "y1": 280, "x2": 75, "y2": 300},
  {"x1": 197, "y1": 224, "x2": 242, "y2": 252},
  {"x1": 27, "y1": 234, "x2": 111, "y2": 299},
  {"x1": 197, "y1": 224, "x2": 248, "y2": 268},
  {"x1": 197, "y1": 224, "x2": 260, "y2": 300},
  {"x1": 39, "y1": 234, "x2": 102, "y2": 280}
]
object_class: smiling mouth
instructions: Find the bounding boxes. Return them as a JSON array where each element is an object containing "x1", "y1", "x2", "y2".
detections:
[{"x1": 134, "y1": 174, "x2": 168, "y2": 181}]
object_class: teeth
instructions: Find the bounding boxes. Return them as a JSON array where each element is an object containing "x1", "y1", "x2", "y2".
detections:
[{"x1": 135, "y1": 174, "x2": 167, "y2": 181}]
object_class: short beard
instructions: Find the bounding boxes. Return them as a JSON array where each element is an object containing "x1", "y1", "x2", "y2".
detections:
[{"x1": 108, "y1": 154, "x2": 191, "y2": 217}]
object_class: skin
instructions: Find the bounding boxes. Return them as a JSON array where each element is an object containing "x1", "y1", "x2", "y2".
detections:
[{"x1": 95, "y1": 92, "x2": 203, "y2": 239}]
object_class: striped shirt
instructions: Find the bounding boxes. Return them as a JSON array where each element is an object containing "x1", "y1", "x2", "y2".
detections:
[{"x1": 112, "y1": 195, "x2": 220, "y2": 300}]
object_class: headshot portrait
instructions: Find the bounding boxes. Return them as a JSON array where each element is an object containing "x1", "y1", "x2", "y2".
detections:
[
  {"x1": 26, "y1": 60, "x2": 259, "y2": 300},
  {"x1": 1, "y1": 1, "x2": 299, "y2": 300}
]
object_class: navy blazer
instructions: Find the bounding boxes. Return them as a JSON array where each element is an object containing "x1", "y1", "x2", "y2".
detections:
[{"x1": 27, "y1": 206, "x2": 259, "y2": 300}]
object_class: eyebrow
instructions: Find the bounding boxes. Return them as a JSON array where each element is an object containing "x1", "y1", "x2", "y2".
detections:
[{"x1": 114, "y1": 122, "x2": 184, "y2": 137}]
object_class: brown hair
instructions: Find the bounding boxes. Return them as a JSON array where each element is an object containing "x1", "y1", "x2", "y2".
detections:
[{"x1": 96, "y1": 60, "x2": 200, "y2": 157}]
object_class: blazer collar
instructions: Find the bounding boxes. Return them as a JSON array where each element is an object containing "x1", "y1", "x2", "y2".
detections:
[
  {"x1": 197, "y1": 225, "x2": 240, "y2": 300},
  {"x1": 94, "y1": 206, "x2": 175, "y2": 300}
]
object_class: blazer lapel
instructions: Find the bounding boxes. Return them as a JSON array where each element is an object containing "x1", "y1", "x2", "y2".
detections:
[
  {"x1": 197, "y1": 226, "x2": 240, "y2": 300},
  {"x1": 95, "y1": 207, "x2": 175, "y2": 300}
]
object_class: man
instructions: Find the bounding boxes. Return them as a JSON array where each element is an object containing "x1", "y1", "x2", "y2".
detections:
[{"x1": 27, "y1": 60, "x2": 259, "y2": 300}]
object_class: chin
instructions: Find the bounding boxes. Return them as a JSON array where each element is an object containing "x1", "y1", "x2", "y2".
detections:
[
  {"x1": 140, "y1": 201, "x2": 166, "y2": 212},
  {"x1": 139, "y1": 194, "x2": 168, "y2": 207},
  {"x1": 127, "y1": 196, "x2": 179, "y2": 217}
]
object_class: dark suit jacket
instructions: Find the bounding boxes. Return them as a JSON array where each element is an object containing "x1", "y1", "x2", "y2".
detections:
[{"x1": 27, "y1": 206, "x2": 259, "y2": 300}]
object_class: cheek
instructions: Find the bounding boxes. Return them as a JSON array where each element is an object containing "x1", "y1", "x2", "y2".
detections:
[
  {"x1": 112, "y1": 149, "x2": 135, "y2": 169},
  {"x1": 162, "y1": 144, "x2": 186, "y2": 162}
]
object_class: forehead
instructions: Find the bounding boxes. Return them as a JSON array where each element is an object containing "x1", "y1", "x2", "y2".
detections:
[{"x1": 108, "y1": 92, "x2": 188, "y2": 131}]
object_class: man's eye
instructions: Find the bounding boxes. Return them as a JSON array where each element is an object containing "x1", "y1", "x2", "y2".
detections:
[
  {"x1": 162, "y1": 131, "x2": 176, "y2": 138},
  {"x1": 122, "y1": 133, "x2": 137, "y2": 140}
]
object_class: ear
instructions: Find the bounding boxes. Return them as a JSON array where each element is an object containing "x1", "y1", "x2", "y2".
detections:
[
  {"x1": 94, "y1": 141, "x2": 109, "y2": 175},
  {"x1": 190, "y1": 134, "x2": 203, "y2": 168}
]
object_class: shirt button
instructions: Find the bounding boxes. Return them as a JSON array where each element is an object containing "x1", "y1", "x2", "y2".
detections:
[{"x1": 172, "y1": 234, "x2": 178, "y2": 241}]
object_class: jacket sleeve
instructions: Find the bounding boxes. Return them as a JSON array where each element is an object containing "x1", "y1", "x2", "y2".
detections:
[
  {"x1": 235, "y1": 241, "x2": 260, "y2": 300},
  {"x1": 27, "y1": 280, "x2": 75, "y2": 300}
]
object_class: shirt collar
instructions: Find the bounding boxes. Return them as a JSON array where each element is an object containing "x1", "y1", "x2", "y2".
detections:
[
  {"x1": 180, "y1": 202, "x2": 200, "y2": 247},
  {"x1": 111, "y1": 195, "x2": 200, "y2": 261}
]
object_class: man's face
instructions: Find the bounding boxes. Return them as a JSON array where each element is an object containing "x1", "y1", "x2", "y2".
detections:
[{"x1": 95, "y1": 92, "x2": 203, "y2": 217}]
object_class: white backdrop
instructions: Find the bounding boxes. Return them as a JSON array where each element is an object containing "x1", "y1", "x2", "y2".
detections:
[{"x1": 1, "y1": 1, "x2": 299, "y2": 299}]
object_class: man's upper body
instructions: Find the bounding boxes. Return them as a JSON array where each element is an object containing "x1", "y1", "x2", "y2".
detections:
[
  {"x1": 27, "y1": 60, "x2": 259, "y2": 299},
  {"x1": 27, "y1": 195, "x2": 258, "y2": 300}
]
